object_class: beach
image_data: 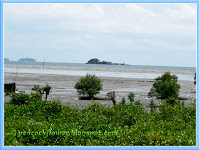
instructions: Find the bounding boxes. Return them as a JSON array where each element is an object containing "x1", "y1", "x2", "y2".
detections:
[{"x1": 4, "y1": 63, "x2": 196, "y2": 111}]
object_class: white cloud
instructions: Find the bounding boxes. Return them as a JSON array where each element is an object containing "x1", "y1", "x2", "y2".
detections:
[
  {"x1": 125, "y1": 3, "x2": 155, "y2": 17},
  {"x1": 144, "y1": 39, "x2": 167, "y2": 47},
  {"x1": 4, "y1": 3, "x2": 197, "y2": 66},
  {"x1": 4, "y1": 3, "x2": 196, "y2": 36}
]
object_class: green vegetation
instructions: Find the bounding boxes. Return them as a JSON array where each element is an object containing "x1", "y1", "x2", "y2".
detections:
[
  {"x1": 148, "y1": 72, "x2": 180, "y2": 102},
  {"x1": 32, "y1": 85, "x2": 43, "y2": 95},
  {"x1": 32, "y1": 84, "x2": 51, "y2": 100},
  {"x1": 120, "y1": 97, "x2": 126, "y2": 104},
  {"x1": 11, "y1": 92, "x2": 31, "y2": 105},
  {"x1": 43, "y1": 84, "x2": 51, "y2": 100},
  {"x1": 128, "y1": 92, "x2": 135, "y2": 103},
  {"x1": 74, "y1": 74, "x2": 103, "y2": 99},
  {"x1": 4, "y1": 72, "x2": 196, "y2": 146},
  {"x1": 4, "y1": 92, "x2": 196, "y2": 146}
]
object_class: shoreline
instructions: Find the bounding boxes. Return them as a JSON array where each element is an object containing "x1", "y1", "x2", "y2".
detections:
[{"x1": 4, "y1": 72, "x2": 196, "y2": 111}]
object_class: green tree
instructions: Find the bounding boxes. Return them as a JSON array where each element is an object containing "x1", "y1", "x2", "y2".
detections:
[
  {"x1": 32, "y1": 84, "x2": 51, "y2": 100},
  {"x1": 43, "y1": 83, "x2": 51, "y2": 100},
  {"x1": 32, "y1": 85, "x2": 44, "y2": 95},
  {"x1": 120, "y1": 97, "x2": 126, "y2": 104},
  {"x1": 74, "y1": 74, "x2": 103, "y2": 99},
  {"x1": 148, "y1": 72, "x2": 180, "y2": 100},
  {"x1": 128, "y1": 92, "x2": 135, "y2": 103}
]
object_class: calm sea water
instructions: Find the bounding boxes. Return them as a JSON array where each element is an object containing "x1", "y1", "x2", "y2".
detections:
[{"x1": 4, "y1": 61, "x2": 196, "y2": 81}]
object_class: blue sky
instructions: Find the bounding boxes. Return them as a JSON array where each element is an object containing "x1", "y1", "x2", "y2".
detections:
[{"x1": 3, "y1": 3, "x2": 197, "y2": 67}]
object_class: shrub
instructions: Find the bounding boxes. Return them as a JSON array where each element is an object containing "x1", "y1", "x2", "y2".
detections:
[
  {"x1": 4, "y1": 100, "x2": 196, "y2": 146},
  {"x1": 74, "y1": 74, "x2": 103, "y2": 99},
  {"x1": 32, "y1": 85, "x2": 44, "y2": 95},
  {"x1": 165, "y1": 96, "x2": 180, "y2": 105},
  {"x1": 148, "y1": 72, "x2": 180, "y2": 100},
  {"x1": 41, "y1": 99, "x2": 62, "y2": 117},
  {"x1": 30, "y1": 93, "x2": 42, "y2": 103},
  {"x1": 11, "y1": 92, "x2": 30, "y2": 105},
  {"x1": 32, "y1": 84, "x2": 51, "y2": 100},
  {"x1": 128, "y1": 92, "x2": 135, "y2": 103},
  {"x1": 150, "y1": 99, "x2": 155, "y2": 111},
  {"x1": 120, "y1": 97, "x2": 126, "y2": 104},
  {"x1": 43, "y1": 83, "x2": 51, "y2": 100}
]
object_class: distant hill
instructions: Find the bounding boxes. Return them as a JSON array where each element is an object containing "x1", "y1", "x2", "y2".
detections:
[
  {"x1": 4, "y1": 58, "x2": 9, "y2": 61},
  {"x1": 18, "y1": 58, "x2": 36, "y2": 62},
  {"x1": 86, "y1": 58, "x2": 130, "y2": 66}
]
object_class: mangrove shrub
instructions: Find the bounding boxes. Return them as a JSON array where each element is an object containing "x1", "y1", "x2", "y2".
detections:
[
  {"x1": 74, "y1": 74, "x2": 103, "y2": 99},
  {"x1": 148, "y1": 72, "x2": 180, "y2": 100}
]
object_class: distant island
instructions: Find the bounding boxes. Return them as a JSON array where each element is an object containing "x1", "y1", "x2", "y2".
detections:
[
  {"x1": 86, "y1": 58, "x2": 130, "y2": 66},
  {"x1": 4, "y1": 58, "x2": 9, "y2": 61},
  {"x1": 18, "y1": 58, "x2": 36, "y2": 62}
]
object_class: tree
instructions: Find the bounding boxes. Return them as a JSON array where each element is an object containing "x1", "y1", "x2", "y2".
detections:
[
  {"x1": 128, "y1": 92, "x2": 135, "y2": 104},
  {"x1": 43, "y1": 83, "x2": 51, "y2": 100},
  {"x1": 74, "y1": 74, "x2": 103, "y2": 99},
  {"x1": 32, "y1": 85, "x2": 44, "y2": 95},
  {"x1": 148, "y1": 72, "x2": 180, "y2": 100},
  {"x1": 32, "y1": 84, "x2": 51, "y2": 100}
]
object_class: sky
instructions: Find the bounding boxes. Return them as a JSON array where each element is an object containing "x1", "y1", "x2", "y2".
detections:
[{"x1": 3, "y1": 3, "x2": 197, "y2": 67}]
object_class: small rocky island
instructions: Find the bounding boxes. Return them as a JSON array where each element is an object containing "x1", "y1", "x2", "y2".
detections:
[
  {"x1": 18, "y1": 58, "x2": 36, "y2": 62},
  {"x1": 4, "y1": 58, "x2": 9, "y2": 61},
  {"x1": 86, "y1": 58, "x2": 130, "y2": 66}
]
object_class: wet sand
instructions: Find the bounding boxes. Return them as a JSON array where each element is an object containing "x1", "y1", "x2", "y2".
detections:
[{"x1": 4, "y1": 72, "x2": 196, "y2": 111}]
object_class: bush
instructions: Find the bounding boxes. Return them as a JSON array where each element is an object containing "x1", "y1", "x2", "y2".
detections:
[
  {"x1": 128, "y1": 92, "x2": 135, "y2": 103},
  {"x1": 11, "y1": 92, "x2": 30, "y2": 105},
  {"x1": 43, "y1": 83, "x2": 51, "y2": 100},
  {"x1": 4, "y1": 100, "x2": 196, "y2": 146},
  {"x1": 74, "y1": 74, "x2": 103, "y2": 99},
  {"x1": 165, "y1": 96, "x2": 180, "y2": 105},
  {"x1": 148, "y1": 72, "x2": 180, "y2": 100},
  {"x1": 30, "y1": 93, "x2": 42, "y2": 103},
  {"x1": 11, "y1": 92, "x2": 43, "y2": 105},
  {"x1": 32, "y1": 84, "x2": 51, "y2": 100},
  {"x1": 120, "y1": 97, "x2": 126, "y2": 104}
]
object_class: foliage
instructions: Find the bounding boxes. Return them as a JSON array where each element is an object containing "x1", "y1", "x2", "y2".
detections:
[
  {"x1": 4, "y1": 89, "x2": 12, "y2": 96},
  {"x1": 74, "y1": 74, "x2": 103, "y2": 99},
  {"x1": 164, "y1": 96, "x2": 180, "y2": 105},
  {"x1": 194, "y1": 72, "x2": 196, "y2": 85},
  {"x1": 10, "y1": 92, "x2": 43, "y2": 105},
  {"x1": 4, "y1": 94, "x2": 196, "y2": 146},
  {"x1": 148, "y1": 72, "x2": 180, "y2": 100},
  {"x1": 150, "y1": 99, "x2": 155, "y2": 111},
  {"x1": 43, "y1": 83, "x2": 51, "y2": 100},
  {"x1": 120, "y1": 97, "x2": 126, "y2": 104},
  {"x1": 128, "y1": 92, "x2": 135, "y2": 103},
  {"x1": 32, "y1": 84, "x2": 51, "y2": 100},
  {"x1": 32, "y1": 85, "x2": 44, "y2": 95},
  {"x1": 11, "y1": 92, "x2": 31, "y2": 105}
]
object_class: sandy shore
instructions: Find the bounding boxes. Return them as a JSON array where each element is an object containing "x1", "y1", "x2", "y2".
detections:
[{"x1": 4, "y1": 72, "x2": 196, "y2": 111}]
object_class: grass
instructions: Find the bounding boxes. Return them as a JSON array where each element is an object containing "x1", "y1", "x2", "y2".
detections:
[{"x1": 4, "y1": 92, "x2": 196, "y2": 146}]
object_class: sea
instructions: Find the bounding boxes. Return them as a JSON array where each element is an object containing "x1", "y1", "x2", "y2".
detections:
[{"x1": 4, "y1": 61, "x2": 196, "y2": 81}]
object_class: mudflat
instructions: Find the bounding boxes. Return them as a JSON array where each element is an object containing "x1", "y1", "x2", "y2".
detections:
[{"x1": 4, "y1": 71, "x2": 196, "y2": 111}]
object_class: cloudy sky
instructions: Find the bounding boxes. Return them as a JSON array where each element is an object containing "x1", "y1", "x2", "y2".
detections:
[{"x1": 4, "y1": 3, "x2": 197, "y2": 67}]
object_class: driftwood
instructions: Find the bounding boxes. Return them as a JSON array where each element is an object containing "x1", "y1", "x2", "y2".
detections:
[{"x1": 106, "y1": 91, "x2": 116, "y2": 105}]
